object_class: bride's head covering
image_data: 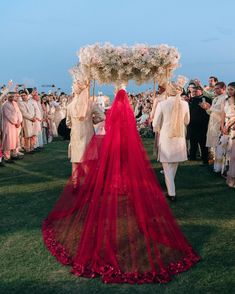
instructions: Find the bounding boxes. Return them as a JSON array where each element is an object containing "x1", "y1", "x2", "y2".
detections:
[
  {"x1": 114, "y1": 82, "x2": 127, "y2": 94},
  {"x1": 72, "y1": 80, "x2": 90, "y2": 120},
  {"x1": 166, "y1": 75, "x2": 188, "y2": 138}
]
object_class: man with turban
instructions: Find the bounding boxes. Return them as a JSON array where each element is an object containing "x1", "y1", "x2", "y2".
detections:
[{"x1": 153, "y1": 76, "x2": 190, "y2": 201}]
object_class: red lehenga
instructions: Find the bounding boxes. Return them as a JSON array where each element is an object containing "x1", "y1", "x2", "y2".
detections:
[{"x1": 42, "y1": 89, "x2": 200, "y2": 284}]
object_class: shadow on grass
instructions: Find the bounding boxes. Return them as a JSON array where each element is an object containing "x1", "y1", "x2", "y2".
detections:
[
  {"x1": 0, "y1": 159, "x2": 71, "y2": 188},
  {"x1": 0, "y1": 187, "x2": 64, "y2": 236}
]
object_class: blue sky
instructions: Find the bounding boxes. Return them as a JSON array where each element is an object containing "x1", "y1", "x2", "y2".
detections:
[{"x1": 1, "y1": 0, "x2": 235, "y2": 94}]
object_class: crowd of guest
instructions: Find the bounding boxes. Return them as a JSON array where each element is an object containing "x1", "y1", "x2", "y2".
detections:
[
  {"x1": 128, "y1": 76, "x2": 235, "y2": 188},
  {"x1": 0, "y1": 81, "x2": 70, "y2": 166},
  {"x1": 1, "y1": 77, "x2": 234, "y2": 189}
]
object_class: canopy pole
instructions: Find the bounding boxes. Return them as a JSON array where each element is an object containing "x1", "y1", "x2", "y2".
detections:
[
  {"x1": 92, "y1": 79, "x2": 96, "y2": 101},
  {"x1": 153, "y1": 79, "x2": 157, "y2": 99}
]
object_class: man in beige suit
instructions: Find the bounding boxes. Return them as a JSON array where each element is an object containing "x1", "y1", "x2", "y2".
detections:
[
  {"x1": 153, "y1": 77, "x2": 190, "y2": 201},
  {"x1": 18, "y1": 91, "x2": 37, "y2": 153}
]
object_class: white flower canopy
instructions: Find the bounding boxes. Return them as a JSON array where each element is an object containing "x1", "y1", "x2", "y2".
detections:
[{"x1": 70, "y1": 43, "x2": 180, "y2": 94}]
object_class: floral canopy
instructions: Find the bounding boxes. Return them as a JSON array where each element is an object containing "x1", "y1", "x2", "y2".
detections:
[{"x1": 70, "y1": 43, "x2": 180, "y2": 90}]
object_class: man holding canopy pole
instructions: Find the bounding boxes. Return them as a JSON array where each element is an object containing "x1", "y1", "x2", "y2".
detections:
[
  {"x1": 66, "y1": 80, "x2": 105, "y2": 189},
  {"x1": 153, "y1": 76, "x2": 190, "y2": 201}
]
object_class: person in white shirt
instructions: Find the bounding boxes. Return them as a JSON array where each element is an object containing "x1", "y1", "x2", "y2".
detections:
[
  {"x1": 32, "y1": 92, "x2": 44, "y2": 149},
  {"x1": 96, "y1": 92, "x2": 105, "y2": 112}
]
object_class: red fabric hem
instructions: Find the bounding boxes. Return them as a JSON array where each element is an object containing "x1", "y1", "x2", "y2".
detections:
[{"x1": 42, "y1": 220, "x2": 201, "y2": 284}]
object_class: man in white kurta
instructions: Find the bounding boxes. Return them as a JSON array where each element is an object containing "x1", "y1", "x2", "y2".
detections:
[
  {"x1": 1, "y1": 94, "x2": 21, "y2": 162},
  {"x1": 32, "y1": 92, "x2": 44, "y2": 148},
  {"x1": 12, "y1": 93, "x2": 23, "y2": 158},
  {"x1": 153, "y1": 80, "x2": 190, "y2": 200}
]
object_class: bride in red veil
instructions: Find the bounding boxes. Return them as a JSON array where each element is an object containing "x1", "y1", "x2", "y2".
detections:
[{"x1": 42, "y1": 89, "x2": 200, "y2": 284}]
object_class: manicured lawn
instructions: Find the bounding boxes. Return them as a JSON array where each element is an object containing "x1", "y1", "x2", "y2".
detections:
[{"x1": 0, "y1": 139, "x2": 234, "y2": 294}]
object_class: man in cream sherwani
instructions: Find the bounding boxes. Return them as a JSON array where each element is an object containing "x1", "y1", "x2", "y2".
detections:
[
  {"x1": 32, "y1": 91, "x2": 44, "y2": 149},
  {"x1": 153, "y1": 78, "x2": 190, "y2": 201},
  {"x1": 66, "y1": 82, "x2": 105, "y2": 188}
]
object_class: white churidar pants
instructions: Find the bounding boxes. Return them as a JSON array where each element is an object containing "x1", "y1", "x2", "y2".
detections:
[{"x1": 162, "y1": 162, "x2": 179, "y2": 196}]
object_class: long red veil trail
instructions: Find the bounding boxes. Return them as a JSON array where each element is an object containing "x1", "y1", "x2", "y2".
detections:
[{"x1": 42, "y1": 89, "x2": 200, "y2": 284}]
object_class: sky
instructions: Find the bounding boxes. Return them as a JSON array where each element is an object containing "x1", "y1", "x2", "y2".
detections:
[{"x1": 1, "y1": 0, "x2": 235, "y2": 94}]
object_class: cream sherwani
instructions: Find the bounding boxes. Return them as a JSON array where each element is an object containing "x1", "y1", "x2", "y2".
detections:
[
  {"x1": 32, "y1": 99, "x2": 44, "y2": 148},
  {"x1": 18, "y1": 99, "x2": 36, "y2": 138},
  {"x1": 153, "y1": 97, "x2": 190, "y2": 196},
  {"x1": 32, "y1": 99, "x2": 43, "y2": 134},
  {"x1": 66, "y1": 101, "x2": 105, "y2": 163},
  {"x1": 13, "y1": 101, "x2": 23, "y2": 149}
]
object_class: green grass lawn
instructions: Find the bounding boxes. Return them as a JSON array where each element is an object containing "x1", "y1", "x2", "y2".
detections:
[{"x1": 0, "y1": 138, "x2": 234, "y2": 294}]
